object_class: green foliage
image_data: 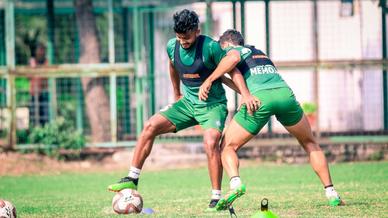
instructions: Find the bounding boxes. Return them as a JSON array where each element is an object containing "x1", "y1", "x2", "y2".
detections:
[
  {"x1": 16, "y1": 129, "x2": 30, "y2": 144},
  {"x1": 368, "y1": 151, "x2": 384, "y2": 161},
  {"x1": 14, "y1": 8, "x2": 129, "y2": 65},
  {"x1": 15, "y1": 78, "x2": 31, "y2": 105},
  {"x1": 0, "y1": 162, "x2": 387, "y2": 217},
  {"x1": 15, "y1": 78, "x2": 30, "y2": 90},
  {"x1": 116, "y1": 85, "x2": 130, "y2": 114},
  {"x1": 96, "y1": 13, "x2": 109, "y2": 62},
  {"x1": 15, "y1": 15, "x2": 47, "y2": 65},
  {"x1": 29, "y1": 103, "x2": 85, "y2": 159},
  {"x1": 29, "y1": 117, "x2": 85, "y2": 158},
  {"x1": 0, "y1": 129, "x2": 7, "y2": 138},
  {"x1": 262, "y1": 154, "x2": 277, "y2": 162},
  {"x1": 54, "y1": 14, "x2": 78, "y2": 64},
  {"x1": 0, "y1": 79, "x2": 6, "y2": 106},
  {"x1": 301, "y1": 102, "x2": 317, "y2": 115}
]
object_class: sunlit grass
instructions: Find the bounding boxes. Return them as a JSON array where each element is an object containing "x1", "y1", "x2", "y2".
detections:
[{"x1": 0, "y1": 162, "x2": 387, "y2": 217}]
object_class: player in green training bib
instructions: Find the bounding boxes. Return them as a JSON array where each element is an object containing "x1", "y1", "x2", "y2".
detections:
[
  {"x1": 107, "y1": 11, "x2": 258, "y2": 212},
  {"x1": 198, "y1": 29, "x2": 345, "y2": 210}
]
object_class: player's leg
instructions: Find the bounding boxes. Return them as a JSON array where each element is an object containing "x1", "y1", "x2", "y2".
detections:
[
  {"x1": 215, "y1": 119, "x2": 254, "y2": 211},
  {"x1": 221, "y1": 119, "x2": 254, "y2": 179},
  {"x1": 284, "y1": 115, "x2": 332, "y2": 186},
  {"x1": 108, "y1": 99, "x2": 196, "y2": 192},
  {"x1": 275, "y1": 87, "x2": 344, "y2": 206},
  {"x1": 108, "y1": 114, "x2": 176, "y2": 191},
  {"x1": 197, "y1": 103, "x2": 228, "y2": 211},
  {"x1": 202, "y1": 128, "x2": 223, "y2": 210},
  {"x1": 131, "y1": 114, "x2": 176, "y2": 168},
  {"x1": 216, "y1": 94, "x2": 271, "y2": 210},
  {"x1": 203, "y1": 128, "x2": 223, "y2": 191},
  {"x1": 284, "y1": 115, "x2": 344, "y2": 206}
]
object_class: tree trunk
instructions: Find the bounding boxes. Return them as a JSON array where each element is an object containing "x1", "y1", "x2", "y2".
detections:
[{"x1": 74, "y1": 0, "x2": 111, "y2": 142}]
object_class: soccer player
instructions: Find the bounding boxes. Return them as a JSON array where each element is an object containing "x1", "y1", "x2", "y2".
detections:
[
  {"x1": 198, "y1": 29, "x2": 344, "y2": 210},
  {"x1": 108, "y1": 10, "x2": 257, "y2": 211}
]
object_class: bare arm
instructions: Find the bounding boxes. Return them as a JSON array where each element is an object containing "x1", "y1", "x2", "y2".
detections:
[
  {"x1": 220, "y1": 75, "x2": 240, "y2": 94},
  {"x1": 229, "y1": 68, "x2": 261, "y2": 114},
  {"x1": 169, "y1": 60, "x2": 182, "y2": 101},
  {"x1": 228, "y1": 68, "x2": 251, "y2": 98},
  {"x1": 198, "y1": 50, "x2": 241, "y2": 101},
  {"x1": 207, "y1": 49, "x2": 241, "y2": 83}
]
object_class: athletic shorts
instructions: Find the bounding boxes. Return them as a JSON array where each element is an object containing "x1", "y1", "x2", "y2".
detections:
[
  {"x1": 234, "y1": 87, "x2": 304, "y2": 135},
  {"x1": 159, "y1": 97, "x2": 228, "y2": 133}
]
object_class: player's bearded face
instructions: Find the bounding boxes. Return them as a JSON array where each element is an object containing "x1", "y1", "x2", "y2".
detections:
[{"x1": 176, "y1": 29, "x2": 200, "y2": 49}]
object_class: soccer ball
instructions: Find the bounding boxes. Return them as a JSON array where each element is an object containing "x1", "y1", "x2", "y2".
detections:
[
  {"x1": 0, "y1": 199, "x2": 17, "y2": 218},
  {"x1": 112, "y1": 189, "x2": 143, "y2": 214}
]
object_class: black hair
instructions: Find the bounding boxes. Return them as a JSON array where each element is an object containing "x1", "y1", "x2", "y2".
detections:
[
  {"x1": 173, "y1": 9, "x2": 199, "y2": 34},
  {"x1": 219, "y1": 29, "x2": 245, "y2": 46}
]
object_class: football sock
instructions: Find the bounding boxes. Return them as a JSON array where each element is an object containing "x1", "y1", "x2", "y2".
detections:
[
  {"x1": 211, "y1": 190, "x2": 222, "y2": 200},
  {"x1": 230, "y1": 176, "x2": 242, "y2": 190},
  {"x1": 128, "y1": 166, "x2": 141, "y2": 179},
  {"x1": 325, "y1": 185, "x2": 339, "y2": 199},
  {"x1": 324, "y1": 184, "x2": 333, "y2": 189}
]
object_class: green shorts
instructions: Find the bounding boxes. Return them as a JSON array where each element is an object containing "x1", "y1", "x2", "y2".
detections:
[
  {"x1": 159, "y1": 97, "x2": 228, "y2": 132},
  {"x1": 234, "y1": 87, "x2": 304, "y2": 135}
]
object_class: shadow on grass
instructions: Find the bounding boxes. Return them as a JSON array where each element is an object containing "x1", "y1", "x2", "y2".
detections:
[
  {"x1": 342, "y1": 201, "x2": 369, "y2": 206},
  {"x1": 316, "y1": 200, "x2": 368, "y2": 207}
]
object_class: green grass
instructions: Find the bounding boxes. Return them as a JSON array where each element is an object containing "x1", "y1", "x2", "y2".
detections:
[{"x1": 0, "y1": 162, "x2": 387, "y2": 217}]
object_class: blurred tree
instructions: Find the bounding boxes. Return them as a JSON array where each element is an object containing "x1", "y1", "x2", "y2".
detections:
[
  {"x1": 74, "y1": 0, "x2": 111, "y2": 142},
  {"x1": 15, "y1": 15, "x2": 47, "y2": 65}
]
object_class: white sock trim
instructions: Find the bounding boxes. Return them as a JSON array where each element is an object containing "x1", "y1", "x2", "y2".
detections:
[
  {"x1": 211, "y1": 189, "x2": 222, "y2": 200},
  {"x1": 128, "y1": 166, "x2": 141, "y2": 179},
  {"x1": 230, "y1": 176, "x2": 242, "y2": 190},
  {"x1": 325, "y1": 186, "x2": 339, "y2": 199}
]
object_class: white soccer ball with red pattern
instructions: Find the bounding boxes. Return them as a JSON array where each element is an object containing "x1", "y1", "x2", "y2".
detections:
[
  {"x1": 0, "y1": 199, "x2": 17, "y2": 218},
  {"x1": 112, "y1": 189, "x2": 143, "y2": 214}
]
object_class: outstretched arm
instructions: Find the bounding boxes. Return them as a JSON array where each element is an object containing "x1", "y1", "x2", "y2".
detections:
[
  {"x1": 228, "y1": 68, "x2": 250, "y2": 98},
  {"x1": 198, "y1": 49, "x2": 241, "y2": 101},
  {"x1": 169, "y1": 60, "x2": 182, "y2": 101},
  {"x1": 221, "y1": 68, "x2": 260, "y2": 114},
  {"x1": 228, "y1": 68, "x2": 260, "y2": 114}
]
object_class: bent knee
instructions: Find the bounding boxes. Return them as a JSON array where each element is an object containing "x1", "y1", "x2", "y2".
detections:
[
  {"x1": 300, "y1": 139, "x2": 321, "y2": 153},
  {"x1": 142, "y1": 121, "x2": 158, "y2": 136},
  {"x1": 223, "y1": 140, "x2": 240, "y2": 152},
  {"x1": 204, "y1": 138, "x2": 219, "y2": 150},
  {"x1": 204, "y1": 138, "x2": 222, "y2": 155}
]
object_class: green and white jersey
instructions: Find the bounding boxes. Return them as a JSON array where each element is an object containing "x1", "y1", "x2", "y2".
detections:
[
  {"x1": 166, "y1": 35, "x2": 227, "y2": 106},
  {"x1": 226, "y1": 45, "x2": 289, "y2": 93}
]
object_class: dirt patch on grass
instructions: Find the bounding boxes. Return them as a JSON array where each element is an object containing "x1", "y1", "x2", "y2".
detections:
[
  {"x1": 0, "y1": 142, "x2": 277, "y2": 176},
  {"x1": 0, "y1": 143, "x2": 209, "y2": 176},
  {"x1": 0, "y1": 152, "x2": 112, "y2": 176}
]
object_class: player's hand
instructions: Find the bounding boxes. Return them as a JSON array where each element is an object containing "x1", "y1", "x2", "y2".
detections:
[
  {"x1": 199, "y1": 80, "x2": 212, "y2": 101},
  {"x1": 239, "y1": 94, "x2": 261, "y2": 115}
]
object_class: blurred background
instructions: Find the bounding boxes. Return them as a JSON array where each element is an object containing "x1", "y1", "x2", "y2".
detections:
[{"x1": 0, "y1": 0, "x2": 387, "y2": 162}]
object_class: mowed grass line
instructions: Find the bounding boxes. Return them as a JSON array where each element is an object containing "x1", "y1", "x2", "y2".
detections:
[{"x1": 0, "y1": 162, "x2": 387, "y2": 217}]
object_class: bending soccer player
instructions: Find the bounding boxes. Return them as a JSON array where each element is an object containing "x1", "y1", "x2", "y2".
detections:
[
  {"x1": 198, "y1": 29, "x2": 344, "y2": 210},
  {"x1": 108, "y1": 11, "x2": 258, "y2": 211}
]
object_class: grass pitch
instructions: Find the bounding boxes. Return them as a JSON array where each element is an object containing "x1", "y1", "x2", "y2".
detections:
[{"x1": 0, "y1": 161, "x2": 387, "y2": 217}]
